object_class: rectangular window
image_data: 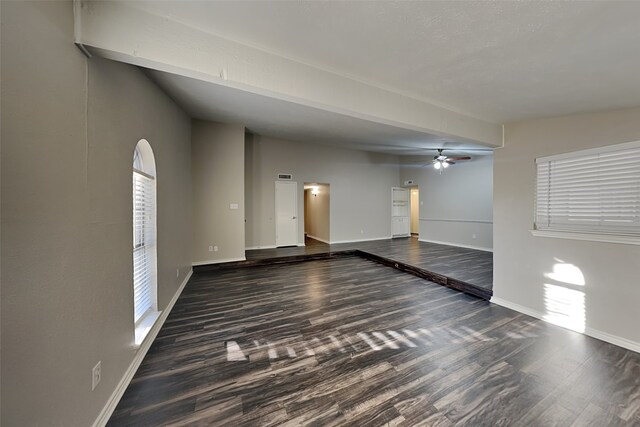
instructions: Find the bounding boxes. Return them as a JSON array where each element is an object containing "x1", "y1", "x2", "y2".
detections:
[
  {"x1": 535, "y1": 140, "x2": 640, "y2": 239},
  {"x1": 133, "y1": 170, "x2": 156, "y2": 325}
]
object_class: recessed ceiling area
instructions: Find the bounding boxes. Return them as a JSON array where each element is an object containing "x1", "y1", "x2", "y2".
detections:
[
  {"x1": 130, "y1": 1, "x2": 640, "y2": 123},
  {"x1": 148, "y1": 69, "x2": 492, "y2": 156}
]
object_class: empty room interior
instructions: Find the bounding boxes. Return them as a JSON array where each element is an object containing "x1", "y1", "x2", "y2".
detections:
[{"x1": 3, "y1": 1, "x2": 640, "y2": 426}]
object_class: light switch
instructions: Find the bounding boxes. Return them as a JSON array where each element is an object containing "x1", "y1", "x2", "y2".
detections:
[{"x1": 230, "y1": 203, "x2": 239, "y2": 210}]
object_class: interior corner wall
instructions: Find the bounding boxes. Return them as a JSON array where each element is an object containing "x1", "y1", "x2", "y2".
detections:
[
  {"x1": 191, "y1": 120, "x2": 245, "y2": 264},
  {"x1": 304, "y1": 184, "x2": 330, "y2": 243},
  {"x1": 1, "y1": 2, "x2": 192, "y2": 425},
  {"x1": 494, "y1": 106, "x2": 640, "y2": 348},
  {"x1": 400, "y1": 156, "x2": 493, "y2": 251},
  {"x1": 245, "y1": 135, "x2": 400, "y2": 247}
]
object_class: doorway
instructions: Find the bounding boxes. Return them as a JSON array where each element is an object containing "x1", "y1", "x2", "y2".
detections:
[
  {"x1": 303, "y1": 183, "x2": 330, "y2": 244},
  {"x1": 410, "y1": 187, "x2": 419, "y2": 236},
  {"x1": 391, "y1": 187, "x2": 410, "y2": 237},
  {"x1": 275, "y1": 181, "x2": 298, "y2": 247}
]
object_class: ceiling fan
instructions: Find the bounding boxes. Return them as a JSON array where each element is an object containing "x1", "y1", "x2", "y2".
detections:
[{"x1": 428, "y1": 149, "x2": 471, "y2": 171}]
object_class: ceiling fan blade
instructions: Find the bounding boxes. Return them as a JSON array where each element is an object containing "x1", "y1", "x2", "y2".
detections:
[
  {"x1": 446, "y1": 161, "x2": 456, "y2": 165},
  {"x1": 446, "y1": 156, "x2": 471, "y2": 161}
]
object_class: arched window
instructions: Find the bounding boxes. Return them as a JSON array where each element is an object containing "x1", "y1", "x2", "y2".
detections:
[{"x1": 133, "y1": 139, "x2": 157, "y2": 344}]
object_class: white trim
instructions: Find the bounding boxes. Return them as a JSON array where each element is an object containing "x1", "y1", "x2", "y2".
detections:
[
  {"x1": 530, "y1": 229, "x2": 640, "y2": 246},
  {"x1": 330, "y1": 236, "x2": 393, "y2": 244},
  {"x1": 306, "y1": 235, "x2": 330, "y2": 244},
  {"x1": 92, "y1": 269, "x2": 193, "y2": 427},
  {"x1": 490, "y1": 297, "x2": 640, "y2": 354},
  {"x1": 192, "y1": 257, "x2": 246, "y2": 266},
  {"x1": 418, "y1": 238, "x2": 493, "y2": 252},
  {"x1": 489, "y1": 297, "x2": 545, "y2": 321},
  {"x1": 245, "y1": 245, "x2": 277, "y2": 250},
  {"x1": 297, "y1": 243, "x2": 306, "y2": 247},
  {"x1": 134, "y1": 310, "x2": 160, "y2": 346},
  {"x1": 420, "y1": 218, "x2": 493, "y2": 225}
]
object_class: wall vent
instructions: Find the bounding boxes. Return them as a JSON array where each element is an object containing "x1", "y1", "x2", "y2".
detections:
[
  {"x1": 404, "y1": 180, "x2": 414, "y2": 185},
  {"x1": 277, "y1": 173, "x2": 293, "y2": 180}
]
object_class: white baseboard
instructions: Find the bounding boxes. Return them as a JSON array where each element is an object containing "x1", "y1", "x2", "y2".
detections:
[
  {"x1": 306, "y1": 235, "x2": 330, "y2": 244},
  {"x1": 330, "y1": 236, "x2": 393, "y2": 244},
  {"x1": 491, "y1": 296, "x2": 640, "y2": 354},
  {"x1": 192, "y1": 257, "x2": 246, "y2": 266},
  {"x1": 93, "y1": 269, "x2": 193, "y2": 427},
  {"x1": 245, "y1": 245, "x2": 277, "y2": 250},
  {"x1": 418, "y1": 238, "x2": 493, "y2": 253},
  {"x1": 489, "y1": 297, "x2": 545, "y2": 321}
]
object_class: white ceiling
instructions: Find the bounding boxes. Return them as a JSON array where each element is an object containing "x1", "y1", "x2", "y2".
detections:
[
  {"x1": 131, "y1": 1, "x2": 640, "y2": 123},
  {"x1": 148, "y1": 69, "x2": 493, "y2": 156}
]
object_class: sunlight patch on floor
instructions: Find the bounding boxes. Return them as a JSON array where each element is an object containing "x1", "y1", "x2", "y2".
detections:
[{"x1": 543, "y1": 260, "x2": 586, "y2": 333}]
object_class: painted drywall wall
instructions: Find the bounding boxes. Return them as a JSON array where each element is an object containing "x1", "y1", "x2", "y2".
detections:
[
  {"x1": 245, "y1": 135, "x2": 400, "y2": 247},
  {"x1": 304, "y1": 184, "x2": 330, "y2": 242},
  {"x1": 400, "y1": 156, "x2": 493, "y2": 250},
  {"x1": 304, "y1": 189, "x2": 311, "y2": 234},
  {"x1": 191, "y1": 121, "x2": 245, "y2": 264},
  {"x1": 1, "y1": 2, "x2": 192, "y2": 425},
  {"x1": 494, "y1": 106, "x2": 640, "y2": 349}
]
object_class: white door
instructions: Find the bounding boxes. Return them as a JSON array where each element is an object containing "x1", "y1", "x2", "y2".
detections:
[
  {"x1": 391, "y1": 187, "x2": 410, "y2": 237},
  {"x1": 276, "y1": 181, "x2": 298, "y2": 247}
]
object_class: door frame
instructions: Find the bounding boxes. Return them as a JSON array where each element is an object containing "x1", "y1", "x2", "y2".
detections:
[
  {"x1": 275, "y1": 180, "x2": 298, "y2": 247},
  {"x1": 409, "y1": 186, "x2": 420, "y2": 237},
  {"x1": 391, "y1": 187, "x2": 411, "y2": 238}
]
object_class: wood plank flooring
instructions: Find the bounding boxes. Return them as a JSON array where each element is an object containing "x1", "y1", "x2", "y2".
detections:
[
  {"x1": 248, "y1": 236, "x2": 493, "y2": 291},
  {"x1": 109, "y1": 257, "x2": 640, "y2": 426}
]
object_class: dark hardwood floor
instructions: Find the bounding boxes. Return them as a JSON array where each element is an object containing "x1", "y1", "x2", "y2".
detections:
[
  {"x1": 247, "y1": 236, "x2": 493, "y2": 291},
  {"x1": 109, "y1": 257, "x2": 640, "y2": 426}
]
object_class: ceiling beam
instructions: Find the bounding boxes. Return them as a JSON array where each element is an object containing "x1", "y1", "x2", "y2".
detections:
[{"x1": 75, "y1": 0, "x2": 502, "y2": 147}]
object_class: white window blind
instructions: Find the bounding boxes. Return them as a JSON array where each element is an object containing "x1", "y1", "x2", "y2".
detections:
[
  {"x1": 535, "y1": 140, "x2": 640, "y2": 236},
  {"x1": 133, "y1": 170, "x2": 156, "y2": 324}
]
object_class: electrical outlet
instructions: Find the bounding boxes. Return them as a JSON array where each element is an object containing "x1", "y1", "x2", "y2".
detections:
[
  {"x1": 92, "y1": 361, "x2": 101, "y2": 391},
  {"x1": 360, "y1": 229, "x2": 364, "y2": 234},
  {"x1": 214, "y1": 246, "x2": 219, "y2": 252},
  {"x1": 472, "y1": 234, "x2": 477, "y2": 239},
  {"x1": 208, "y1": 246, "x2": 213, "y2": 252}
]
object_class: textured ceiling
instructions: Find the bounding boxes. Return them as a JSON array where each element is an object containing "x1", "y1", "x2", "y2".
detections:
[{"x1": 130, "y1": 1, "x2": 640, "y2": 123}]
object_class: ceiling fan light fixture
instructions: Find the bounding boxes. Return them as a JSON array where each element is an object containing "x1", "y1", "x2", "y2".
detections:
[
  {"x1": 442, "y1": 161, "x2": 449, "y2": 168},
  {"x1": 434, "y1": 161, "x2": 441, "y2": 170}
]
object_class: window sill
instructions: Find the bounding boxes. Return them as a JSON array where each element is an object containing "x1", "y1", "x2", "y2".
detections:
[
  {"x1": 134, "y1": 310, "x2": 161, "y2": 347},
  {"x1": 530, "y1": 229, "x2": 640, "y2": 246}
]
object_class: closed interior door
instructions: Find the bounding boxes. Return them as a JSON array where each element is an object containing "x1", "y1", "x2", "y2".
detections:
[{"x1": 276, "y1": 181, "x2": 298, "y2": 247}]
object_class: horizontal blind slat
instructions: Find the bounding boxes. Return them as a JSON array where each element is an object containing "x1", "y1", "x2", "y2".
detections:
[
  {"x1": 133, "y1": 170, "x2": 157, "y2": 324},
  {"x1": 535, "y1": 142, "x2": 640, "y2": 234}
]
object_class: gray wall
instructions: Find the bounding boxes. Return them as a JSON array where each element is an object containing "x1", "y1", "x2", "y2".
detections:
[
  {"x1": 245, "y1": 135, "x2": 400, "y2": 247},
  {"x1": 400, "y1": 156, "x2": 493, "y2": 250},
  {"x1": 1, "y1": 2, "x2": 192, "y2": 425},
  {"x1": 494, "y1": 106, "x2": 640, "y2": 348},
  {"x1": 304, "y1": 184, "x2": 330, "y2": 242},
  {"x1": 191, "y1": 121, "x2": 245, "y2": 264}
]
